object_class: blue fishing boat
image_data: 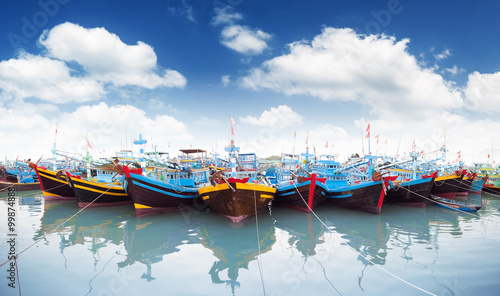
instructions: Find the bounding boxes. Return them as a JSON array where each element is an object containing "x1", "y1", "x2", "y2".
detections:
[
  {"x1": 121, "y1": 149, "x2": 211, "y2": 216},
  {"x1": 0, "y1": 160, "x2": 41, "y2": 191},
  {"x1": 274, "y1": 150, "x2": 326, "y2": 212},
  {"x1": 431, "y1": 195, "x2": 481, "y2": 212},
  {"x1": 312, "y1": 154, "x2": 389, "y2": 214},
  {"x1": 469, "y1": 175, "x2": 487, "y2": 193},
  {"x1": 379, "y1": 152, "x2": 438, "y2": 207}
]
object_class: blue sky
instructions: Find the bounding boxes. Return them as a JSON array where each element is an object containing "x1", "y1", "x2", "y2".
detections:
[{"x1": 1, "y1": 0, "x2": 500, "y2": 164}]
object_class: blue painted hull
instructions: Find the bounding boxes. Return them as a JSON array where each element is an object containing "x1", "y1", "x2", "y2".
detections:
[
  {"x1": 126, "y1": 172, "x2": 203, "y2": 216},
  {"x1": 322, "y1": 180, "x2": 386, "y2": 214},
  {"x1": 470, "y1": 176, "x2": 487, "y2": 193}
]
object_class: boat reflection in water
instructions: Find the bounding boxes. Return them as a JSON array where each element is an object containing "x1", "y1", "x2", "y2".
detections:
[
  {"x1": 35, "y1": 200, "x2": 133, "y2": 261},
  {"x1": 198, "y1": 211, "x2": 275, "y2": 294},
  {"x1": 271, "y1": 207, "x2": 327, "y2": 257},
  {"x1": 119, "y1": 210, "x2": 206, "y2": 281}
]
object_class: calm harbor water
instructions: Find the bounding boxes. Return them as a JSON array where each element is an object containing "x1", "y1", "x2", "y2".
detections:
[{"x1": 1, "y1": 190, "x2": 499, "y2": 296}]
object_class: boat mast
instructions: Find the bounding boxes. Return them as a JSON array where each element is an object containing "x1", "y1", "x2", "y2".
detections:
[{"x1": 134, "y1": 134, "x2": 148, "y2": 171}]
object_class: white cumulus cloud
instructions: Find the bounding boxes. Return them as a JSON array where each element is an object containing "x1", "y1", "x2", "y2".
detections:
[
  {"x1": 39, "y1": 22, "x2": 187, "y2": 89},
  {"x1": 240, "y1": 27, "x2": 464, "y2": 119},
  {"x1": 212, "y1": 7, "x2": 271, "y2": 55},
  {"x1": 0, "y1": 53, "x2": 104, "y2": 103},
  {"x1": 240, "y1": 105, "x2": 303, "y2": 129},
  {"x1": 464, "y1": 71, "x2": 500, "y2": 113}
]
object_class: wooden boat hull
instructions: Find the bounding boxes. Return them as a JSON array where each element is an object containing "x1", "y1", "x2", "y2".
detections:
[
  {"x1": 31, "y1": 165, "x2": 75, "y2": 200},
  {"x1": 322, "y1": 179, "x2": 387, "y2": 214},
  {"x1": 431, "y1": 195, "x2": 481, "y2": 212},
  {"x1": 483, "y1": 184, "x2": 500, "y2": 195},
  {"x1": 125, "y1": 171, "x2": 201, "y2": 216},
  {"x1": 455, "y1": 175, "x2": 474, "y2": 196},
  {"x1": 198, "y1": 182, "x2": 276, "y2": 223},
  {"x1": 385, "y1": 177, "x2": 434, "y2": 208},
  {"x1": 470, "y1": 176, "x2": 487, "y2": 193},
  {"x1": 430, "y1": 174, "x2": 463, "y2": 200},
  {"x1": 274, "y1": 174, "x2": 326, "y2": 212},
  {"x1": 67, "y1": 176, "x2": 131, "y2": 208},
  {"x1": 0, "y1": 180, "x2": 41, "y2": 191}
]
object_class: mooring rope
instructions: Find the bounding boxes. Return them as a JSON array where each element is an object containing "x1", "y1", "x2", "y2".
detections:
[
  {"x1": 398, "y1": 186, "x2": 481, "y2": 218},
  {"x1": 0, "y1": 185, "x2": 14, "y2": 192},
  {"x1": 253, "y1": 184, "x2": 267, "y2": 296},
  {"x1": 291, "y1": 182, "x2": 438, "y2": 296},
  {"x1": 0, "y1": 186, "x2": 113, "y2": 268}
]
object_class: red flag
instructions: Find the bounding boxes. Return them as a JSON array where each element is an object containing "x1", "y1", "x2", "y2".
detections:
[
  {"x1": 231, "y1": 126, "x2": 234, "y2": 136},
  {"x1": 457, "y1": 151, "x2": 461, "y2": 159},
  {"x1": 375, "y1": 134, "x2": 379, "y2": 144},
  {"x1": 365, "y1": 123, "x2": 370, "y2": 138},
  {"x1": 325, "y1": 141, "x2": 328, "y2": 148},
  {"x1": 87, "y1": 139, "x2": 92, "y2": 149},
  {"x1": 488, "y1": 154, "x2": 490, "y2": 158},
  {"x1": 231, "y1": 117, "x2": 235, "y2": 125}
]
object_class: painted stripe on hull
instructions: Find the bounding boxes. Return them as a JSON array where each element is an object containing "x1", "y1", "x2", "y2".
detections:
[
  {"x1": 324, "y1": 181, "x2": 385, "y2": 214},
  {"x1": 431, "y1": 175, "x2": 463, "y2": 200},
  {"x1": 198, "y1": 182, "x2": 275, "y2": 222},
  {"x1": 36, "y1": 168, "x2": 75, "y2": 199},
  {"x1": 127, "y1": 174, "x2": 201, "y2": 216}
]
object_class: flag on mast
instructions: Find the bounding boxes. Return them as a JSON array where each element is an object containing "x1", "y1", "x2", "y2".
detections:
[
  {"x1": 365, "y1": 123, "x2": 370, "y2": 138},
  {"x1": 230, "y1": 117, "x2": 235, "y2": 136},
  {"x1": 86, "y1": 133, "x2": 92, "y2": 150}
]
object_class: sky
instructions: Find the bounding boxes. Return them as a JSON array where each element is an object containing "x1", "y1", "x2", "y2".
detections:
[{"x1": 1, "y1": 0, "x2": 500, "y2": 164}]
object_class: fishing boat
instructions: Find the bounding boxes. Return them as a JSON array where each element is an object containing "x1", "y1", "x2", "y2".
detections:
[
  {"x1": 65, "y1": 170, "x2": 131, "y2": 208},
  {"x1": 431, "y1": 195, "x2": 481, "y2": 212},
  {"x1": 199, "y1": 175, "x2": 276, "y2": 223},
  {"x1": 28, "y1": 162, "x2": 76, "y2": 200},
  {"x1": 274, "y1": 151, "x2": 326, "y2": 212},
  {"x1": 384, "y1": 172, "x2": 437, "y2": 208},
  {"x1": 471, "y1": 163, "x2": 498, "y2": 195},
  {"x1": 120, "y1": 149, "x2": 212, "y2": 216},
  {"x1": 312, "y1": 154, "x2": 389, "y2": 214},
  {"x1": 455, "y1": 172, "x2": 476, "y2": 196},
  {"x1": 0, "y1": 161, "x2": 41, "y2": 191},
  {"x1": 469, "y1": 175, "x2": 487, "y2": 193},
  {"x1": 274, "y1": 174, "x2": 326, "y2": 212},
  {"x1": 482, "y1": 184, "x2": 500, "y2": 195},
  {"x1": 198, "y1": 141, "x2": 276, "y2": 223},
  {"x1": 430, "y1": 171, "x2": 464, "y2": 200}
]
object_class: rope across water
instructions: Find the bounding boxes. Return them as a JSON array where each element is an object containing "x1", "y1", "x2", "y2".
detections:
[
  {"x1": 0, "y1": 186, "x2": 114, "y2": 268},
  {"x1": 291, "y1": 181, "x2": 438, "y2": 296}
]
